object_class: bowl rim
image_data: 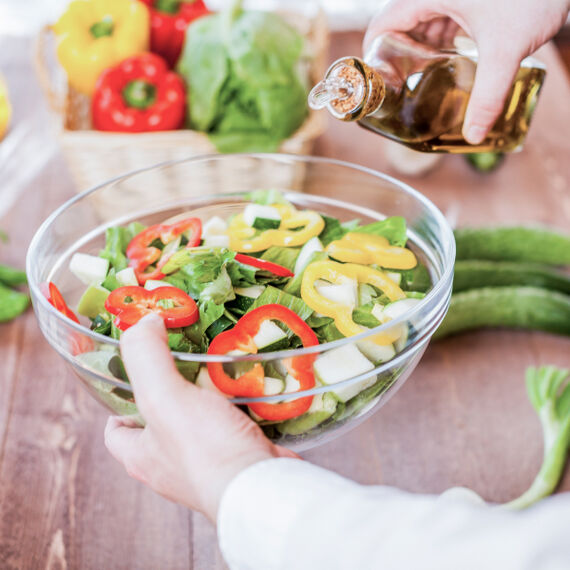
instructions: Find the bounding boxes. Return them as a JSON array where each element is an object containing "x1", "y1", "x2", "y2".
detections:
[{"x1": 27, "y1": 152, "x2": 455, "y2": 364}]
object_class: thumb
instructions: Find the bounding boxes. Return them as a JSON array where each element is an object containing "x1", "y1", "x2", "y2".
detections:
[
  {"x1": 120, "y1": 313, "x2": 189, "y2": 420},
  {"x1": 462, "y1": 42, "x2": 521, "y2": 144}
]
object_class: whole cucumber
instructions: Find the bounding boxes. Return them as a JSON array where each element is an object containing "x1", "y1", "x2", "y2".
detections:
[
  {"x1": 0, "y1": 283, "x2": 29, "y2": 322},
  {"x1": 454, "y1": 227, "x2": 570, "y2": 265},
  {"x1": 0, "y1": 264, "x2": 27, "y2": 287},
  {"x1": 434, "y1": 286, "x2": 570, "y2": 340},
  {"x1": 453, "y1": 261, "x2": 570, "y2": 294}
]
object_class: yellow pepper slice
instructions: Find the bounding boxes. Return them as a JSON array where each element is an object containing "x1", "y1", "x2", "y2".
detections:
[
  {"x1": 301, "y1": 260, "x2": 406, "y2": 344},
  {"x1": 326, "y1": 232, "x2": 417, "y2": 270},
  {"x1": 229, "y1": 204, "x2": 325, "y2": 252},
  {"x1": 0, "y1": 75, "x2": 11, "y2": 141},
  {"x1": 53, "y1": 0, "x2": 150, "y2": 95}
]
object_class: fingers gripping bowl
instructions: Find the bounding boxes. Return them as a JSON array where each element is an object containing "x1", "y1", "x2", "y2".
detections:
[{"x1": 27, "y1": 155, "x2": 454, "y2": 451}]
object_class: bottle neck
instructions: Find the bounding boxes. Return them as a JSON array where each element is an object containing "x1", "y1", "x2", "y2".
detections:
[{"x1": 309, "y1": 57, "x2": 386, "y2": 121}]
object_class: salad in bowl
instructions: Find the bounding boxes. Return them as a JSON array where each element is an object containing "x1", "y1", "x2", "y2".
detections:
[{"x1": 27, "y1": 154, "x2": 454, "y2": 450}]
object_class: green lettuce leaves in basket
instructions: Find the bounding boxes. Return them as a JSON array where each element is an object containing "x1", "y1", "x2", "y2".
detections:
[{"x1": 177, "y1": 0, "x2": 308, "y2": 153}]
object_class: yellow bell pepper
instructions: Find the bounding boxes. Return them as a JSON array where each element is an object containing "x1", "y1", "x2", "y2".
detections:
[
  {"x1": 53, "y1": 0, "x2": 150, "y2": 96},
  {"x1": 326, "y1": 232, "x2": 417, "y2": 270},
  {"x1": 229, "y1": 204, "x2": 325, "y2": 252},
  {"x1": 301, "y1": 260, "x2": 406, "y2": 344},
  {"x1": 0, "y1": 75, "x2": 11, "y2": 141}
]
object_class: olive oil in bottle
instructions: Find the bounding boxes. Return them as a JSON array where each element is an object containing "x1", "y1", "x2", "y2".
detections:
[{"x1": 309, "y1": 33, "x2": 546, "y2": 153}]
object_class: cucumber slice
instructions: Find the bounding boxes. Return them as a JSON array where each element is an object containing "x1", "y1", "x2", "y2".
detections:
[
  {"x1": 314, "y1": 344, "x2": 375, "y2": 402},
  {"x1": 243, "y1": 204, "x2": 281, "y2": 230},
  {"x1": 253, "y1": 320, "x2": 288, "y2": 351},
  {"x1": 115, "y1": 267, "x2": 138, "y2": 287},
  {"x1": 276, "y1": 393, "x2": 338, "y2": 435},
  {"x1": 77, "y1": 284, "x2": 110, "y2": 319},
  {"x1": 144, "y1": 279, "x2": 177, "y2": 291},
  {"x1": 159, "y1": 236, "x2": 181, "y2": 266},
  {"x1": 234, "y1": 285, "x2": 265, "y2": 298},
  {"x1": 379, "y1": 298, "x2": 422, "y2": 351},
  {"x1": 382, "y1": 298, "x2": 422, "y2": 320},
  {"x1": 283, "y1": 374, "x2": 301, "y2": 393},
  {"x1": 203, "y1": 235, "x2": 230, "y2": 248},
  {"x1": 195, "y1": 367, "x2": 230, "y2": 397},
  {"x1": 294, "y1": 237, "x2": 324, "y2": 275},
  {"x1": 264, "y1": 376, "x2": 285, "y2": 396},
  {"x1": 386, "y1": 271, "x2": 402, "y2": 285},
  {"x1": 356, "y1": 340, "x2": 396, "y2": 364},
  {"x1": 231, "y1": 295, "x2": 256, "y2": 313},
  {"x1": 203, "y1": 216, "x2": 228, "y2": 236},
  {"x1": 70, "y1": 253, "x2": 109, "y2": 285},
  {"x1": 315, "y1": 279, "x2": 358, "y2": 308}
]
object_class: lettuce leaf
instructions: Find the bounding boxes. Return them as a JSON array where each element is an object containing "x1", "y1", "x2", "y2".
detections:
[
  {"x1": 248, "y1": 286, "x2": 313, "y2": 322},
  {"x1": 245, "y1": 189, "x2": 289, "y2": 205},
  {"x1": 318, "y1": 215, "x2": 345, "y2": 246},
  {"x1": 261, "y1": 246, "x2": 299, "y2": 272},
  {"x1": 283, "y1": 250, "x2": 328, "y2": 296},
  {"x1": 178, "y1": 8, "x2": 308, "y2": 153},
  {"x1": 352, "y1": 303, "x2": 382, "y2": 328},
  {"x1": 99, "y1": 222, "x2": 145, "y2": 271},
  {"x1": 353, "y1": 216, "x2": 408, "y2": 247}
]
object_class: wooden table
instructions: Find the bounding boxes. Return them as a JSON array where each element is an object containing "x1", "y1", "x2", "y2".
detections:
[{"x1": 1, "y1": 32, "x2": 569, "y2": 569}]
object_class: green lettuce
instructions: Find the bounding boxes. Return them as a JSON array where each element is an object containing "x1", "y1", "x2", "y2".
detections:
[
  {"x1": 99, "y1": 222, "x2": 145, "y2": 271},
  {"x1": 178, "y1": 3, "x2": 308, "y2": 153},
  {"x1": 248, "y1": 286, "x2": 313, "y2": 322},
  {"x1": 354, "y1": 216, "x2": 408, "y2": 247},
  {"x1": 261, "y1": 247, "x2": 299, "y2": 272}
]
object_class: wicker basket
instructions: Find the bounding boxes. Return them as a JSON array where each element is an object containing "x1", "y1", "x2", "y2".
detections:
[{"x1": 35, "y1": 9, "x2": 329, "y2": 193}]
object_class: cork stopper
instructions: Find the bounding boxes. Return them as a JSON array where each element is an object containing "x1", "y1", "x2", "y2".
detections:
[{"x1": 309, "y1": 57, "x2": 385, "y2": 121}]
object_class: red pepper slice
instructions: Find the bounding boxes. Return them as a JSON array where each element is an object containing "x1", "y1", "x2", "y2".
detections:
[
  {"x1": 46, "y1": 282, "x2": 80, "y2": 324},
  {"x1": 234, "y1": 254, "x2": 294, "y2": 278},
  {"x1": 139, "y1": 0, "x2": 211, "y2": 68},
  {"x1": 44, "y1": 282, "x2": 94, "y2": 354},
  {"x1": 92, "y1": 53, "x2": 186, "y2": 132},
  {"x1": 105, "y1": 285, "x2": 199, "y2": 331},
  {"x1": 207, "y1": 304, "x2": 318, "y2": 421},
  {"x1": 127, "y1": 217, "x2": 202, "y2": 284}
]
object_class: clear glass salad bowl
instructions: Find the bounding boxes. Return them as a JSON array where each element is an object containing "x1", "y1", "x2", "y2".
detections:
[{"x1": 27, "y1": 154, "x2": 454, "y2": 451}]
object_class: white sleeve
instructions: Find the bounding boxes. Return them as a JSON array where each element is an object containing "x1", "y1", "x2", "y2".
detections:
[{"x1": 217, "y1": 457, "x2": 570, "y2": 570}]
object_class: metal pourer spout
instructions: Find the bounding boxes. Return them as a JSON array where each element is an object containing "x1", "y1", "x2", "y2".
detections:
[{"x1": 308, "y1": 76, "x2": 354, "y2": 110}]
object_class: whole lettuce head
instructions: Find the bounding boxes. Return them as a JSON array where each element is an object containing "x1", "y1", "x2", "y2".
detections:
[{"x1": 177, "y1": 4, "x2": 309, "y2": 152}]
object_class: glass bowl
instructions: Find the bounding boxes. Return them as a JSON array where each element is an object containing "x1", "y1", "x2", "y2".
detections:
[{"x1": 27, "y1": 154, "x2": 454, "y2": 451}]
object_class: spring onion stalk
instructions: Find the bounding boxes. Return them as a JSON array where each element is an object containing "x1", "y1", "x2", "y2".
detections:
[{"x1": 506, "y1": 366, "x2": 570, "y2": 509}]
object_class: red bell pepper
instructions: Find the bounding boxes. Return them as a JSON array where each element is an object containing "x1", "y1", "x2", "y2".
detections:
[
  {"x1": 44, "y1": 282, "x2": 95, "y2": 354},
  {"x1": 139, "y1": 0, "x2": 211, "y2": 67},
  {"x1": 92, "y1": 52, "x2": 186, "y2": 132},
  {"x1": 207, "y1": 304, "x2": 319, "y2": 421},
  {"x1": 46, "y1": 282, "x2": 80, "y2": 324},
  {"x1": 105, "y1": 285, "x2": 199, "y2": 330},
  {"x1": 126, "y1": 217, "x2": 202, "y2": 284},
  {"x1": 234, "y1": 254, "x2": 294, "y2": 278}
]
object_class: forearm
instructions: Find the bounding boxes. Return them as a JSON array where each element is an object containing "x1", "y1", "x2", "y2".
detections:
[{"x1": 218, "y1": 458, "x2": 570, "y2": 570}]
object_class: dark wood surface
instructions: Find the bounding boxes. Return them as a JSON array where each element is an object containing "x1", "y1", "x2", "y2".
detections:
[{"x1": 1, "y1": 32, "x2": 569, "y2": 569}]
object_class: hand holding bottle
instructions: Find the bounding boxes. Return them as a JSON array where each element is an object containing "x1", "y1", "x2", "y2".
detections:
[{"x1": 364, "y1": 0, "x2": 570, "y2": 144}]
